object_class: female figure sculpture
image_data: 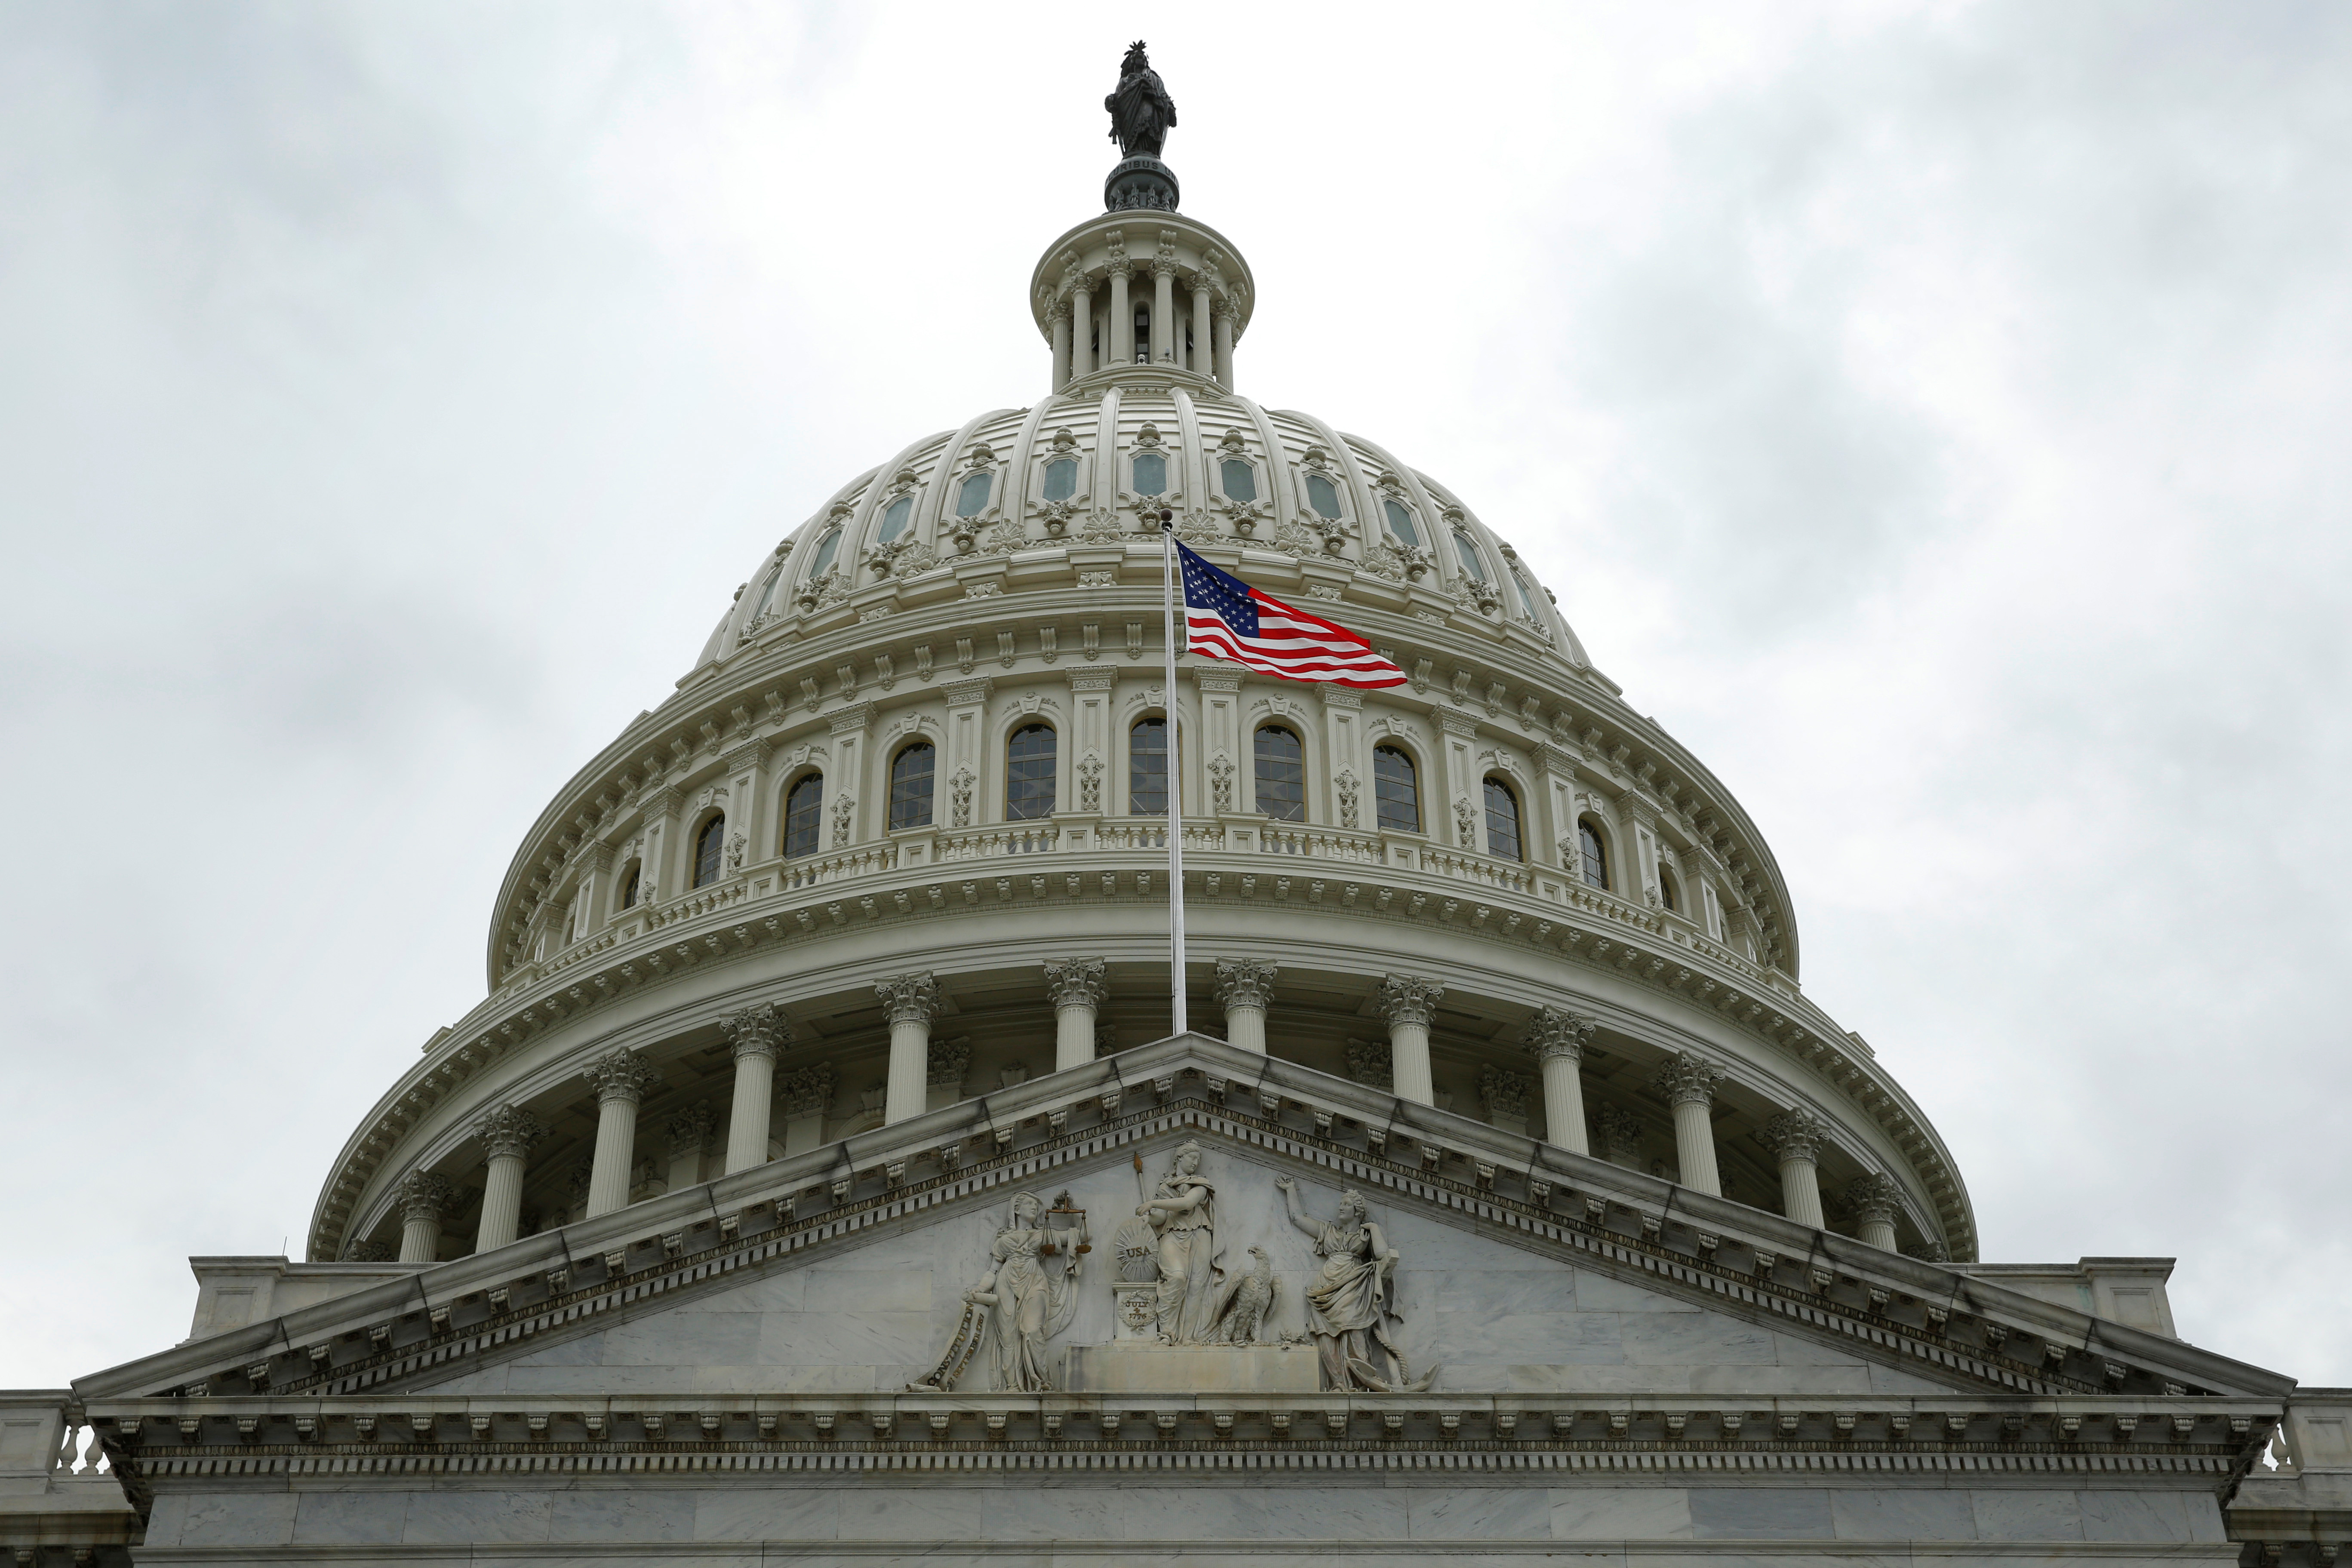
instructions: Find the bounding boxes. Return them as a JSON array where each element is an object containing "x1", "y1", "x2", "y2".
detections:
[
  {"x1": 1104, "y1": 40, "x2": 1177, "y2": 160},
  {"x1": 961, "y1": 1191, "x2": 1085, "y2": 1392},
  {"x1": 1275, "y1": 1177, "x2": 1434, "y2": 1392},
  {"x1": 1138, "y1": 1141, "x2": 1221, "y2": 1342}
]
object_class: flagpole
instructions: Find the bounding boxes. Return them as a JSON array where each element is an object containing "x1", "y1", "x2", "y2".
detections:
[{"x1": 1158, "y1": 510, "x2": 1188, "y2": 1037}]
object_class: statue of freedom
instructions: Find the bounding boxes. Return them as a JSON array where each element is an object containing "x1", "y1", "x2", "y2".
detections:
[{"x1": 1105, "y1": 41, "x2": 1177, "y2": 160}]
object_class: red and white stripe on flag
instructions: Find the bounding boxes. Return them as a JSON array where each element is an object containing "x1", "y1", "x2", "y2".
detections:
[{"x1": 1176, "y1": 541, "x2": 1408, "y2": 689}]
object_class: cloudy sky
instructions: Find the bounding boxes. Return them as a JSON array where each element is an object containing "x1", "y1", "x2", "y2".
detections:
[{"x1": 4, "y1": 2, "x2": 2346, "y2": 1390}]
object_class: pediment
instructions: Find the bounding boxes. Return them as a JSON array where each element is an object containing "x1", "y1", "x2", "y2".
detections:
[{"x1": 77, "y1": 1033, "x2": 2290, "y2": 1408}]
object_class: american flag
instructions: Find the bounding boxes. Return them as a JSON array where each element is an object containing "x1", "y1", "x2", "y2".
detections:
[{"x1": 1177, "y1": 541, "x2": 1407, "y2": 689}]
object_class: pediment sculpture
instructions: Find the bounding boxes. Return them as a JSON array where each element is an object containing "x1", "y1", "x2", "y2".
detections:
[{"x1": 907, "y1": 1189, "x2": 1087, "y2": 1393}]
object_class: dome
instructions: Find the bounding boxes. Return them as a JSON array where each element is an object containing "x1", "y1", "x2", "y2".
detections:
[{"x1": 301, "y1": 160, "x2": 1974, "y2": 1276}]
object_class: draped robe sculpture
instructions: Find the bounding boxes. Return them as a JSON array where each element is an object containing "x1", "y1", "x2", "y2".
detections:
[
  {"x1": 1104, "y1": 40, "x2": 1177, "y2": 160},
  {"x1": 1275, "y1": 1177, "x2": 1437, "y2": 1392}
]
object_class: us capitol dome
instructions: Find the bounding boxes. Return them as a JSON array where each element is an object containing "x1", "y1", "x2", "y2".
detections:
[{"x1": 18, "y1": 44, "x2": 2338, "y2": 1568}]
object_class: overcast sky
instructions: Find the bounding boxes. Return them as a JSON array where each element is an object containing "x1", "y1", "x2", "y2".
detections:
[{"x1": 4, "y1": 2, "x2": 2346, "y2": 1390}]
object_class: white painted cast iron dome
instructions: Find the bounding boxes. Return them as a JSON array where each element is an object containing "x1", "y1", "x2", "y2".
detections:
[{"x1": 304, "y1": 143, "x2": 1976, "y2": 1277}]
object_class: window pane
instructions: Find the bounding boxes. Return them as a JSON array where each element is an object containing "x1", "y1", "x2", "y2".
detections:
[
  {"x1": 1452, "y1": 530, "x2": 1488, "y2": 583},
  {"x1": 878, "y1": 497, "x2": 913, "y2": 543},
  {"x1": 809, "y1": 527, "x2": 841, "y2": 576},
  {"x1": 1129, "y1": 717, "x2": 1168, "y2": 815},
  {"x1": 1483, "y1": 777, "x2": 1522, "y2": 861},
  {"x1": 1659, "y1": 871, "x2": 1678, "y2": 912},
  {"x1": 1006, "y1": 724, "x2": 1057, "y2": 821},
  {"x1": 956, "y1": 472, "x2": 993, "y2": 518},
  {"x1": 1383, "y1": 499, "x2": 1421, "y2": 549},
  {"x1": 1512, "y1": 568, "x2": 1539, "y2": 618},
  {"x1": 1042, "y1": 459, "x2": 1077, "y2": 503},
  {"x1": 618, "y1": 865, "x2": 639, "y2": 910},
  {"x1": 1132, "y1": 452, "x2": 1167, "y2": 496},
  {"x1": 889, "y1": 743, "x2": 935, "y2": 831},
  {"x1": 750, "y1": 568, "x2": 781, "y2": 618},
  {"x1": 1373, "y1": 746, "x2": 1419, "y2": 833},
  {"x1": 694, "y1": 814, "x2": 726, "y2": 887},
  {"x1": 1254, "y1": 726, "x2": 1304, "y2": 821},
  {"x1": 1306, "y1": 473, "x2": 1343, "y2": 520},
  {"x1": 784, "y1": 776, "x2": 824, "y2": 859},
  {"x1": 1579, "y1": 822, "x2": 1608, "y2": 889},
  {"x1": 1220, "y1": 459, "x2": 1257, "y2": 504}
]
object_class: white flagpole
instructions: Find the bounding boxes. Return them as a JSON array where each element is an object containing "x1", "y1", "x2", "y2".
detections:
[{"x1": 1159, "y1": 511, "x2": 1188, "y2": 1036}]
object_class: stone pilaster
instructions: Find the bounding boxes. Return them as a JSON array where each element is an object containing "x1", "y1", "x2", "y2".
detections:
[
  {"x1": 1651, "y1": 1052, "x2": 1725, "y2": 1196},
  {"x1": 664, "y1": 1102, "x2": 719, "y2": 1193}
]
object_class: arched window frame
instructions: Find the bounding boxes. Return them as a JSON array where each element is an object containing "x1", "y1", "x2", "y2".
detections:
[
  {"x1": 1031, "y1": 430, "x2": 1092, "y2": 519},
  {"x1": 1658, "y1": 863, "x2": 1682, "y2": 914},
  {"x1": 1298, "y1": 450, "x2": 1351, "y2": 526},
  {"x1": 1371, "y1": 741, "x2": 1424, "y2": 836},
  {"x1": 778, "y1": 770, "x2": 825, "y2": 861},
  {"x1": 1126, "y1": 710, "x2": 1174, "y2": 817},
  {"x1": 690, "y1": 811, "x2": 728, "y2": 889},
  {"x1": 1576, "y1": 815, "x2": 1613, "y2": 891},
  {"x1": 1002, "y1": 719, "x2": 1060, "y2": 823},
  {"x1": 615, "y1": 859, "x2": 643, "y2": 913},
  {"x1": 874, "y1": 495, "x2": 917, "y2": 545},
  {"x1": 887, "y1": 740, "x2": 938, "y2": 832},
  {"x1": 1481, "y1": 772, "x2": 1525, "y2": 862},
  {"x1": 802, "y1": 525, "x2": 844, "y2": 584},
  {"x1": 1251, "y1": 722, "x2": 1307, "y2": 822}
]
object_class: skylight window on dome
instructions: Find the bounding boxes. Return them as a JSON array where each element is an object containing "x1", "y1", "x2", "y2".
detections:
[
  {"x1": 1220, "y1": 459, "x2": 1257, "y2": 504},
  {"x1": 808, "y1": 526, "x2": 842, "y2": 577},
  {"x1": 1383, "y1": 499, "x2": 1422, "y2": 550},
  {"x1": 878, "y1": 497, "x2": 914, "y2": 543},
  {"x1": 1132, "y1": 452, "x2": 1167, "y2": 496},
  {"x1": 1305, "y1": 473, "x2": 1343, "y2": 520},
  {"x1": 1042, "y1": 459, "x2": 1077, "y2": 502},
  {"x1": 955, "y1": 472, "x2": 993, "y2": 517},
  {"x1": 1451, "y1": 529, "x2": 1488, "y2": 583},
  {"x1": 749, "y1": 567, "x2": 781, "y2": 618},
  {"x1": 1511, "y1": 567, "x2": 1540, "y2": 619}
]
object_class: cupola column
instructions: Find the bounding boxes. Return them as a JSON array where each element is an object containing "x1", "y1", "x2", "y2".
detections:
[
  {"x1": 1214, "y1": 959, "x2": 1276, "y2": 1054},
  {"x1": 1191, "y1": 283, "x2": 1211, "y2": 376},
  {"x1": 1846, "y1": 1174, "x2": 1903, "y2": 1251},
  {"x1": 1073, "y1": 280, "x2": 1095, "y2": 376},
  {"x1": 393, "y1": 1171, "x2": 454, "y2": 1265},
  {"x1": 1760, "y1": 1110, "x2": 1828, "y2": 1229},
  {"x1": 719, "y1": 1003, "x2": 790, "y2": 1175},
  {"x1": 1376, "y1": 975, "x2": 1444, "y2": 1106},
  {"x1": 1522, "y1": 1006, "x2": 1595, "y2": 1156},
  {"x1": 877, "y1": 972, "x2": 939, "y2": 1124},
  {"x1": 470, "y1": 1107, "x2": 547, "y2": 1254},
  {"x1": 1108, "y1": 261, "x2": 1133, "y2": 366},
  {"x1": 1048, "y1": 299, "x2": 1073, "y2": 392},
  {"x1": 584, "y1": 1048, "x2": 659, "y2": 1219},
  {"x1": 1211, "y1": 300, "x2": 1235, "y2": 388},
  {"x1": 1652, "y1": 1053, "x2": 1726, "y2": 1197},
  {"x1": 1153, "y1": 258, "x2": 1177, "y2": 365},
  {"x1": 1045, "y1": 959, "x2": 1108, "y2": 1073}
]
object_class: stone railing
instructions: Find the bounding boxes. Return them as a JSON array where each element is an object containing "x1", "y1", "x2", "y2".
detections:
[
  {"x1": 936, "y1": 824, "x2": 1063, "y2": 859},
  {"x1": 0, "y1": 1390, "x2": 138, "y2": 1562},
  {"x1": 779, "y1": 844, "x2": 899, "y2": 890}
]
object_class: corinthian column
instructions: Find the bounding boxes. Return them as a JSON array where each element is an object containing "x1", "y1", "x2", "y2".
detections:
[
  {"x1": 1211, "y1": 300, "x2": 1236, "y2": 388},
  {"x1": 1048, "y1": 298, "x2": 1072, "y2": 390},
  {"x1": 1152, "y1": 259, "x2": 1176, "y2": 364},
  {"x1": 1845, "y1": 1173, "x2": 1904, "y2": 1251},
  {"x1": 1375, "y1": 975, "x2": 1445, "y2": 1105},
  {"x1": 1045, "y1": 958, "x2": 1107, "y2": 1073},
  {"x1": 1759, "y1": 1109, "x2": 1827, "y2": 1228},
  {"x1": 1214, "y1": 959, "x2": 1277, "y2": 1054},
  {"x1": 1107, "y1": 262, "x2": 1133, "y2": 366},
  {"x1": 471, "y1": 1106, "x2": 547, "y2": 1253},
  {"x1": 877, "y1": 972, "x2": 938, "y2": 1125},
  {"x1": 1522, "y1": 1006, "x2": 1596, "y2": 1155},
  {"x1": 584, "y1": 1048, "x2": 660, "y2": 1219},
  {"x1": 394, "y1": 1171, "x2": 454, "y2": 1264},
  {"x1": 1073, "y1": 279, "x2": 1095, "y2": 375},
  {"x1": 720, "y1": 1003, "x2": 791, "y2": 1175},
  {"x1": 1651, "y1": 1052, "x2": 1725, "y2": 1196},
  {"x1": 1190, "y1": 283, "x2": 1211, "y2": 375}
]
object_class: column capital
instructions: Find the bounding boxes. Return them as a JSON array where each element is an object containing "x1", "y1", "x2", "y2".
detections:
[
  {"x1": 1531, "y1": 741, "x2": 1582, "y2": 777},
  {"x1": 942, "y1": 678, "x2": 995, "y2": 708},
  {"x1": 1845, "y1": 1172, "x2": 1904, "y2": 1227},
  {"x1": 472, "y1": 1106, "x2": 548, "y2": 1162},
  {"x1": 927, "y1": 1034, "x2": 971, "y2": 1088},
  {"x1": 780, "y1": 1062, "x2": 836, "y2": 1118},
  {"x1": 1044, "y1": 957, "x2": 1108, "y2": 1011},
  {"x1": 666, "y1": 1102, "x2": 719, "y2": 1158},
  {"x1": 1214, "y1": 958, "x2": 1278, "y2": 1012},
  {"x1": 1758, "y1": 1107, "x2": 1827, "y2": 1164},
  {"x1": 1318, "y1": 684, "x2": 1362, "y2": 709},
  {"x1": 720, "y1": 737, "x2": 773, "y2": 775},
  {"x1": 1651, "y1": 1051, "x2": 1724, "y2": 1109},
  {"x1": 1593, "y1": 1103, "x2": 1645, "y2": 1163},
  {"x1": 1479, "y1": 1064, "x2": 1530, "y2": 1122},
  {"x1": 1375, "y1": 974, "x2": 1445, "y2": 1029},
  {"x1": 1046, "y1": 297, "x2": 1073, "y2": 324},
  {"x1": 586, "y1": 1046, "x2": 660, "y2": 1107},
  {"x1": 720, "y1": 1002, "x2": 793, "y2": 1062},
  {"x1": 1522, "y1": 1005, "x2": 1597, "y2": 1064},
  {"x1": 876, "y1": 972, "x2": 939, "y2": 1025},
  {"x1": 394, "y1": 1170, "x2": 455, "y2": 1224}
]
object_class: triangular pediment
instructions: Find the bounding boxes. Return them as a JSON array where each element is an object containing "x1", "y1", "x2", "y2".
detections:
[{"x1": 76, "y1": 1033, "x2": 2291, "y2": 1408}]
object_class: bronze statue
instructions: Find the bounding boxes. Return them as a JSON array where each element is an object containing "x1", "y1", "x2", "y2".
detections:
[{"x1": 1105, "y1": 40, "x2": 1176, "y2": 160}]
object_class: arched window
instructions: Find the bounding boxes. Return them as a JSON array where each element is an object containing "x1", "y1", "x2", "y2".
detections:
[
  {"x1": 782, "y1": 774, "x2": 823, "y2": 859},
  {"x1": 1006, "y1": 724, "x2": 1057, "y2": 821},
  {"x1": 1042, "y1": 459, "x2": 1078, "y2": 502},
  {"x1": 889, "y1": 742, "x2": 936, "y2": 831},
  {"x1": 1373, "y1": 745, "x2": 1420, "y2": 833},
  {"x1": 1383, "y1": 499, "x2": 1422, "y2": 550},
  {"x1": 1451, "y1": 529, "x2": 1488, "y2": 583},
  {"x1": 617, "y1": 863, "x2": 640, "y2": 910},
  {"x1": 807, "y1": 526, "x2": 842, "y2": 578},
  {"x1": 1220, "y1": 458, "x2": 1257, "y2": 504},
  {"x1": 1131, "y1": 451, "x2": 1167, "y2": 496},
  {"x1": 955, "y1": 471, "x2": 993, "y2": 517},
  {"x1": 1658, "y1": 868, "x2": 1679, "y2": 913},
  {"x1": 1305, "y1": 473, "x2": 1343, "y2": 520},
  {"x1": 1578, "y1": 820, "x2": 1608, "y2": 889},
  {"x1": 1129, "y1": 716, "x2": 1168, "y2": 815},
  {"x1": 1510, "y1": 567, "x2": 1540, "y2": 619},
  {"x1": 877, "y1": 496, "x2": 914, "y2": 543},
  {"x1": 748, "y1": 567, "x2": 781, "y2": 621},
  {"x1": 1254, "y1": 725, "x2": 1304, "y2": 821},
  {"x1": 692, "y1": 815, "x2": 726, "y2": 888},
  {"x1": 1134, "y1": 304, "x2": 1151, "y2": 364},
  {"x1": 1483, "y1": 776, "x2": 1522, "y2": 861}
]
